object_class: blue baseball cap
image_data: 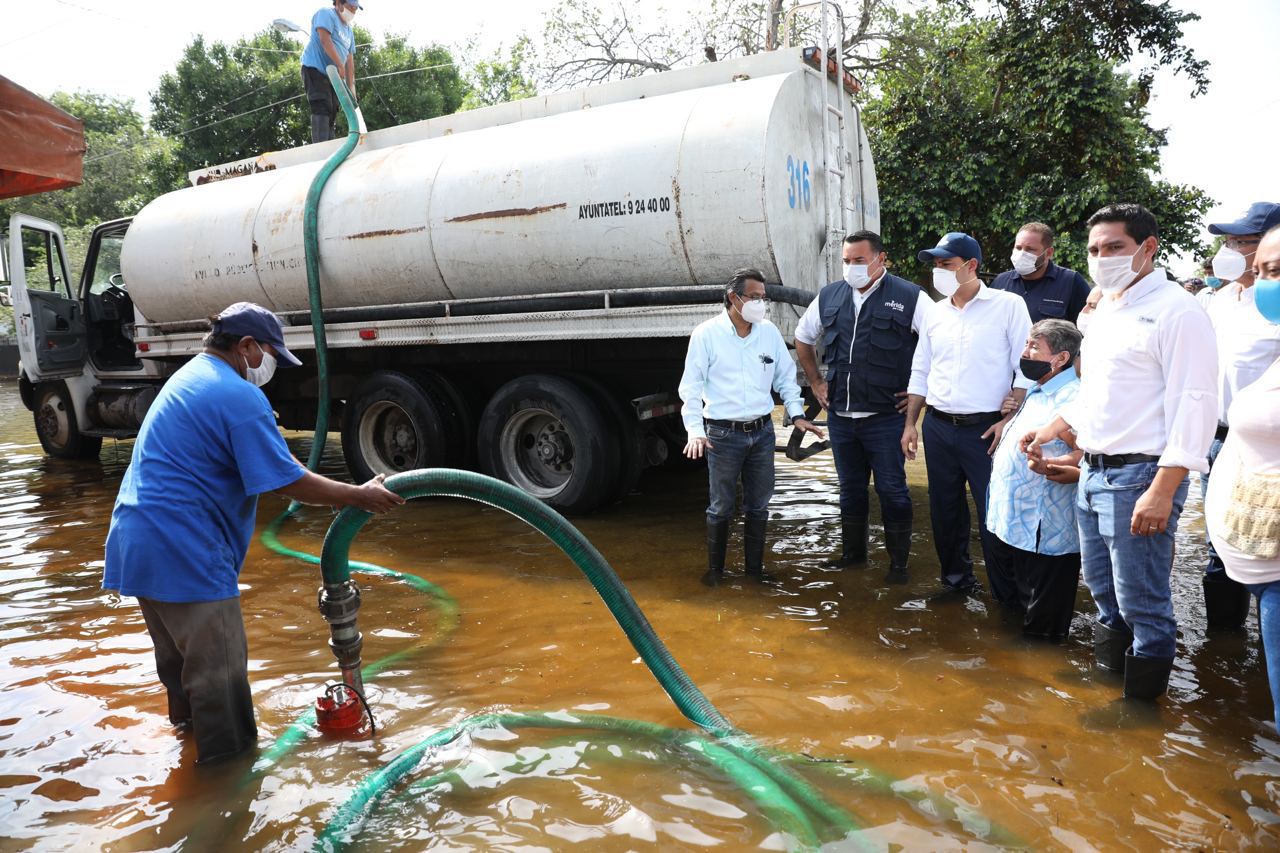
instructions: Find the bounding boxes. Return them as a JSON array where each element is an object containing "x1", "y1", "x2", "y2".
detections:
[
  {"x1": 213, "y1": 302, "x2": 303, "y2": 367},
  {"x1": 917, "y1": 232, "x2": 982, "y2": 267},
  {"x1": 1208, "y1": 202, "x2": 1280, "y2": 236}
]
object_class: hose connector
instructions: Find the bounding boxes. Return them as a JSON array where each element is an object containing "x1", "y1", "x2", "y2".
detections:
[{"x1": 318, "y1": 581, "x2": 364, "y2": 692}]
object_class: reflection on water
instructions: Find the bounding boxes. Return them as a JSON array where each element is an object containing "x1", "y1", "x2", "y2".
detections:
[{"x1": 1, "y1": 380, "x2": 1278, "y2": 850}]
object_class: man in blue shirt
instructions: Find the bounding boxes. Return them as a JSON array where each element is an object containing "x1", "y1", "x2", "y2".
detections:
[
  {"x1": 986, "y1": 319, "x2": 1083, "y2": 640},
  {"x1": 680, "y1": 269, "x2": 824, "y2": 585},
  {"x1": 301, "y1": 0, "x2": 361, "y2": 143},
  {"x1": 991, "y1": 222, "x2": 1092, "y2": 324},
  {"x1": 104, "y1": 302, "x2": 402, "y2": 764}
]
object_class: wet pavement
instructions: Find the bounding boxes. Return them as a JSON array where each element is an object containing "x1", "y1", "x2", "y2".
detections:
[{"x1": 1, "y1": 379, "x2": 1278, "y2": 850}]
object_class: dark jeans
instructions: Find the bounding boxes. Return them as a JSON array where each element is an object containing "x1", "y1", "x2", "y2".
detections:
[
  {"x1": 921, "y1": 411, "x2": 1006, "y2": 595},
  {"x1": 302, "y1": 65, "x2": 338, "y2": 142},
  {"x1": 138, "y1": 596, "x2": 257, "y2": 764},
  {"x1": 1203, "y1": 436, "x2": 1226, "y2": 574},
  {"x1": 827, "y1": 411, "x2": 912, "y2": 524},
  {"x1": 1078, "y1": 461, "x2": 1188, "y2": 659},
  {"x1": 987, "y1": 535, "x2": 1081, "y2": 640},
  {"x1": 705, "y1": 421, "x2": 775, "y2": 522}
]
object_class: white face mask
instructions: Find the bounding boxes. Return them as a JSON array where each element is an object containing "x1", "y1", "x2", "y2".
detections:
[
  {"x1": 844, "y1": 263, "x2": 870, "y2": 288},
  {"x1": 1010, "y1": 249, "x2": 1042, "y2": 277},
  {"x1": 339, "y1": 7, "x2": 355, "y2": 23},
  {"x1": 244, "y1": 342, "x2": 278, "y2": 387},
  {"x1": 1087, "y1": 250, "x2": 1141, "y2": 294},
  {"x1": 1212, "y1": 246, "x2": 1248, "y2": 283},
  {"x1": 739, "y1": 298, "x2": 768, "y2": 324},
  {"x1": 932, "y1": 267, "x2": 961, "y2": 297},
  {"x1": 1076, "y1": 312, "x2": 1092, "y2": 336}
]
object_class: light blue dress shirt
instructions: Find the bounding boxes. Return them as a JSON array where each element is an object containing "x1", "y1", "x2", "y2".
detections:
[
  {"x1": 986, "y1": 366, "x2": 1081, "y2": 555},
  {"x1": 679, "y1": 311, "x2": 805, "y2": 439}
]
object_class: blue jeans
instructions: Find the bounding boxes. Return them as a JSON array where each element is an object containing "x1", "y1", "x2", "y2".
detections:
[
  {"x1": 1077, "y1": 461, "x2": 1188, "y2": 659},
  {"x1": 827, "y1": 411, "x2": 912, "y2": 524},
  {"x1": 1246, "y1": 581, "x2": 1280, "y2": 727},
  {"x1": 705, "y1": 422, "x2": 775, "y2": 522},
  {"x1": 1203, "y1": 437, "x2": 1226, "y2": 573},
  {"x1": 921, "y1": 412, "x2": 1005, "y2": 595}
]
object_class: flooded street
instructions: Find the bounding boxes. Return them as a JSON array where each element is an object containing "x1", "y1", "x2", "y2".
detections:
[{"x1": 2, "y1": 377, "x2": 1279, "y2": 851}]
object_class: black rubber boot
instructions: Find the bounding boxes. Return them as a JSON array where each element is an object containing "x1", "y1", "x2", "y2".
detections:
[
  {"x1": 744, "y1": 518, "x2": 771, "y2": 583},
  {"x1": 883, "y1": 521, "x2": 911, "y2": 585},
  {"x1": 1123, "y1": 651, "x2": 1174, "y2": 701},
  {"x1": 1203, "y1": 571, "x2": 1251, "y2": 631},
  {"x1": 1093, "y1": 620, "x2": 1132, "y2": 674},
  {"x1": 701, "y1": 519, "x2": 729, "y2": 587},
  {"x1": 830, "y1": 516, "x2": 868, "y2": 569}
]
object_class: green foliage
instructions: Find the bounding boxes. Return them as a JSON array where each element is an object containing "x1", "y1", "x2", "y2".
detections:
[
  {"x1": 150, "y1": 27, "x2": 466, "y2": 175},
  {"x1": 462, "y1": 37, "x2": 538, "y2": 110},
  {"x1": 863, "y1": 0, "x2": 1212, "y2": 281}
]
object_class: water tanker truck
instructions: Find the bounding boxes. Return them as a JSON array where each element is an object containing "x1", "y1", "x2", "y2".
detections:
[{"x1": 4, "y1": 45, "x2": 878, "y2": 513}]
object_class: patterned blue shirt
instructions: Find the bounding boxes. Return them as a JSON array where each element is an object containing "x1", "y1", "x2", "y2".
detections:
[{"x1": 986, "y1": 366, "x2": 1081, "y2": 555}]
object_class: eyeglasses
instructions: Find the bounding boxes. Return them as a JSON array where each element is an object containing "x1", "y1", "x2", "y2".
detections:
[
  {"x1": 738, "y1": 294, "x2": 771, "y2": 304},
  {"x1": 1225, "y1": 237, "x2": 1261, "y2": 250}
]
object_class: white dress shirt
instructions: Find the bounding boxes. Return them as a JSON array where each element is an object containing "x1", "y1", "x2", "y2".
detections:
[
  {"x1": 907, "y1": 283, "x2": 1033, "y2": 414},
  {"x1": 795, "y1": 273, "x2": 933, "y2": 418},
  {"x1": 679, "y1": 311, "x2": 805, "y2": 439},
  {"x1": 1062, "y1": 269, "x2": 1218, "y2": 472},
  {"x1": 1206, "y1": 281, "x2": 1280, "y2": 426}
]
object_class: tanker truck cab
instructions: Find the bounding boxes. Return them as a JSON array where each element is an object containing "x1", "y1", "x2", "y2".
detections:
[{"x1": 9, "y1": 214, "x2": 164, "y2": 458}]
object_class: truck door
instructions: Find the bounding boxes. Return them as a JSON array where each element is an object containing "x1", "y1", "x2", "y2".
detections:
[{"x1": 7, "y1": 214, "x2": 87, "y2": 381}]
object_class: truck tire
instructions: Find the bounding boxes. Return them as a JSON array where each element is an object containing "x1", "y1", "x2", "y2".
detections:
[
  {"x1": 34, "y1": 381, "x2": 102, "y2": 460},
  {"x1": 415, "y1": 370, "x2": 474, "y2": 468},
  {"x1": 341, "y1": 371, "x2": 450, "y2": 482},
  {"x1": 477, "y1": 375, "x2": 619, "y2": 514},
  {"x1": 569, "y1": 373, "x2": 643, "y2": 505}
]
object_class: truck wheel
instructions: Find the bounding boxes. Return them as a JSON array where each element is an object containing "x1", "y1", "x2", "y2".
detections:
[
  {"x1": 341, "y1": 371, "x2": 449, "y2": 482},
  {"x1": 34, "y1": 381, "x2": 102, "y2": 460},
  {"x1": 569, "y1": 373, "x2": 643, "y2": 505},
  {"x1": 478, "y1": 375, "x2": 619, "y2": 514},
  {"x1": 415, "y1": 370, "x2": 474, "y2": 468}
]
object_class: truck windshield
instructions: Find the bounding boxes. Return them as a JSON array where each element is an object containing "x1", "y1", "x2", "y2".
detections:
[{"x1": 88, "y1": 235, "x2": 126, "y2": 295}]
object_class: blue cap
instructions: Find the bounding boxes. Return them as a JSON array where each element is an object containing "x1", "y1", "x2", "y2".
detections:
[
  {"x1": 1208, "y1": 202, "x2": 1280, "y2": 236},
  {"x1": 213, "y1": 302, "x2": 303, "y2": 367},
  {"x1": 917, "y1": 232, "x2": 982, "y2": 267}
]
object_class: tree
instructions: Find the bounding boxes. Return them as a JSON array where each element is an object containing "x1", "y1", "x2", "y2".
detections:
[
  {"x1": 150, "y1": 28, "x2": 467, "y2": 176},
  {"x1": 462, "y1": 37, "x2": 538, "y2": 110},
  {"x1": 539, "y1": 0, "x2": 899, "y2": 89},
  {"x1": 862, "y1": 0, "x2": 1212, "y2": 279}
]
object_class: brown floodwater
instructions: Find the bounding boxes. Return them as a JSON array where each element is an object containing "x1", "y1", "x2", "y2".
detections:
[{"x1": 1, "y1": 378, "x2": 1278, "y2": 851}]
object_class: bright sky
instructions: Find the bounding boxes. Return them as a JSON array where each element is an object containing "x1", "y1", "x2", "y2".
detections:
[{"x1": 5, "y1": 0, "x2": 1277, "y2": 274}]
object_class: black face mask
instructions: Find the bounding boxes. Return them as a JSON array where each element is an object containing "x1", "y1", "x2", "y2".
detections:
[{"x1": 1020, "y1": 357, "x2": 1055, "y2": 382}]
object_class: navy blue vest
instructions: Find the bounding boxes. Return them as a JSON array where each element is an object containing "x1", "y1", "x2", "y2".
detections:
[{"x1": 818, "y1": 273, "x2": 920, "y2": 414}]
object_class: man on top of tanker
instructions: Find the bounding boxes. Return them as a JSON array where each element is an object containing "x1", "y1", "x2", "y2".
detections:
[
  {"x1": 301, "y1": 0, "x2": 362, "y2": 143},
  {"x1": 103, "y1": 302, "x2": 402, "y2": 764}
]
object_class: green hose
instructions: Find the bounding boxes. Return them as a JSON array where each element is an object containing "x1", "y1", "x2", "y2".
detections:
[
  {"x1": 315, "y1": 711, "x2": 828, "y2": 851},
  {"x1": 321, "y1": 469, "x2": 733, "y2": 733},
  {"x1": 299, "y1": 64, "x2": 361, "y2": 476}
]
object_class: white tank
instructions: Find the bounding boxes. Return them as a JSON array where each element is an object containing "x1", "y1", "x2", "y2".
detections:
[{"x1": 121, "y1": 69, "x2": 877, "y2": 324}]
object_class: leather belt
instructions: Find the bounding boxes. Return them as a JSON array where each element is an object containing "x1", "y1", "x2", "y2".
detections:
[
  {"x1": 1083, "y1": 452, "x2": 1160, "y2": 468},
  {"x1": 1215, "y1": 424, "x2": 1229, "y2": 442},
  {"x1": 927, "y1": 408, "x2": 1001, "y2": 427},
  {"x1": 705, "y1": 415, "x2": 771, "y2": 432}
]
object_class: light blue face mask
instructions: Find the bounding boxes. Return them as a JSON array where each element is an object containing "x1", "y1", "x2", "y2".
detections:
[
  {"x1": 1255, "y1": 278, "x2": 1280, "y2": 324},
  {"x1": 1205, "y1": 275, "x2": 1225, "y2": 289}
]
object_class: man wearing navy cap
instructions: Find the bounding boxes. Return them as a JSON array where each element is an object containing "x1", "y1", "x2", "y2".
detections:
[
  {"x1": 901, "y1": 233, "x2": 1033, "y2": 600},
  {"x1": 104, "y1": 302, "x2": 402, "y2": 764},
  {"x1": 1202, "y1": 202, "x2": 1280, "y2": 630}
]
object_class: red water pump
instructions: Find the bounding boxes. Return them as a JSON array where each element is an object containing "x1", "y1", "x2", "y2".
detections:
[{"x1": 315, "y1": 683, "x2": 374, "y2": 737}]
